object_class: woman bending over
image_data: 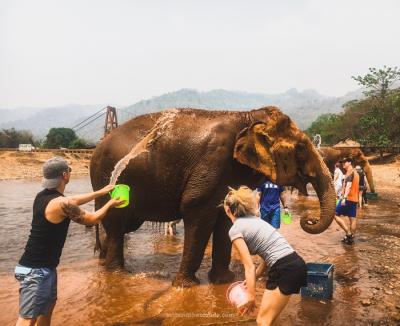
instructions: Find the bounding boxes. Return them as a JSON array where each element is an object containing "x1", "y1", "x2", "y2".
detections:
[{"x1": 223, "y1": 186, "x2": 307, "y2": 326}]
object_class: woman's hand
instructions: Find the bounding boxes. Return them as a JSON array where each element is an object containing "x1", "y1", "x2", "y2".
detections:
[
  {"x1": 110, "y1": 197, "x2": 126, "y2": 207},
  {"x1": 238, "y1": 298, "x2": 256, "y2": 316}
]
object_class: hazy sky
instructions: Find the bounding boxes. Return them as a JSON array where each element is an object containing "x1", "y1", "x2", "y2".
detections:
[{"x1": 1, "y1": 0, "x2": 399, "y2": 109}]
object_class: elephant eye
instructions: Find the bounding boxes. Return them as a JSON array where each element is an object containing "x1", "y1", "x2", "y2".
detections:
[{"x1": 236, "y1": 143, "x2": 244, "y2": 152}]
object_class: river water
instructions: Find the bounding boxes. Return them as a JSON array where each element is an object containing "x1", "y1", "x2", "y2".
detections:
[{"x1": 1, "y1": 177, "x2": 399, "y2": 325}]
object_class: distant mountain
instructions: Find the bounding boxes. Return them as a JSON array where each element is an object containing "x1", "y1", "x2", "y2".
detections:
[
  {"x1": 0, "y1": 88, "x2": 364, "y2": 141},
  {"x1": 0, "y1": 104, "x2": 103, "y2": 140},
  {"x1": 120, "y1": 88, "x2": 364, "y2": 129}
]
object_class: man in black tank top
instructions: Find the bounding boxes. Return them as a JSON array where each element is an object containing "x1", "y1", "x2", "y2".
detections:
[{"x1": 15, "y1": 157, "x2": 125, "y2": 326}]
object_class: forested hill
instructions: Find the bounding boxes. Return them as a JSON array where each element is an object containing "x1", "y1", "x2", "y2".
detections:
[
  {"x1": 121, "y1": 88, "x2": 362, "y2": 129},
  {"x1": 0, "y1": 88, "x2": 362, "y2": 140}
]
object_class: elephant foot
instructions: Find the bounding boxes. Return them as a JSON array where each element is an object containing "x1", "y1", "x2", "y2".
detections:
[
  {"x1": 172, "y1": 273, "x2": 200, "y2": 288},
  {"x1": 99, "y1": 248, "x2": 107, "y2": 259},
  {"x1": 208, "y1": 268, "x2": 235, "y2": 284},
  {"x1": 104, "y1": 255, "x2": 124, "y2": 270}
]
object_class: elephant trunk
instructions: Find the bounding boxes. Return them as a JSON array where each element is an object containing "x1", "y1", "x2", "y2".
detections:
[
  {"x1": 300, "y1": 156, "x2": 336, "y2": 234},
  {"x1": 363, "y1": 162, "x2": 375, "y2": 193}
]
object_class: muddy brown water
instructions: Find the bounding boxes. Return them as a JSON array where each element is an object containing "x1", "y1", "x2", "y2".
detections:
[{"x1": 1, "y1": 177, "x2": 400, "y2": 325}]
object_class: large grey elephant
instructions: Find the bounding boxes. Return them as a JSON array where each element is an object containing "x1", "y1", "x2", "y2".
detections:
[{"x1": 90, "y1": 107, "x2": 336, "y2": 287}]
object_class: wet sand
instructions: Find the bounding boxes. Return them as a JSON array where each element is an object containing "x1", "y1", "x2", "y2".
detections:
[{"x1": 0, "y1": 160, "x2": 400, "y2": 325}]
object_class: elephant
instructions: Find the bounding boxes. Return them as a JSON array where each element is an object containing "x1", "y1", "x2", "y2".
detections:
[
  {"x1": 319, "y1": 147, "x2": 375, "y2": 192},
  {"x1": 90, "y1": 107, "x2": 336, "y2": 287},
  {"x1": 293, "y1": 147, "x2": 375, "y2": 196}
]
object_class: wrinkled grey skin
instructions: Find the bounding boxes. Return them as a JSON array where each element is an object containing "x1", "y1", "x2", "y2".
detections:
[{"x1": 90, "y1": 107, "x2": 336, "y2": 287}]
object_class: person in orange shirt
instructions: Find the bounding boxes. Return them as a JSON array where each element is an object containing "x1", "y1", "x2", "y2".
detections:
[{"x1": 334, "y1": 157, "x2": 360, "y2": 245}]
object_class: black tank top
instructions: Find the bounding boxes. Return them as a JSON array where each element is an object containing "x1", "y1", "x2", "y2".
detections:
[{"x1": 19, "y1": 189, "x2": 70, "y2": 268}]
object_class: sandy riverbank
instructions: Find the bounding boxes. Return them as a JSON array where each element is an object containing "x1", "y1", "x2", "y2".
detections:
[
  {"x1": 0, "y1": 151, "x2": 399, "y2": 200},
  {"x1": 0, "y1": 150, "x2": 91, "y2": 180}
]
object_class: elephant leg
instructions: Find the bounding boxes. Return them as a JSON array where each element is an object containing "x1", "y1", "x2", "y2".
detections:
[
  {"x1": 172, "y1": 213, "x2": 216, "y2": 287},
  {"x1": 104, "y1": 232, "x2": 125, "y2": 269},
  {"x1": 209, "y1": 212, "x2": 235, "y2": 284},
  {"x1": 99, "y1": 234, "x2": 108, "y2": 260}
]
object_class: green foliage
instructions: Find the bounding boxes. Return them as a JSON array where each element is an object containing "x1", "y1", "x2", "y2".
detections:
[
  {"x1": 307, "y1": 88, "x2": 400, "y2": 146},
  {"x1": 0, "y1": 128, "x2": 35, "y2": 148},
  {"x1": 306, "y1": 114, "x2": 343, "y2": 145},
  {"x1": 308, "y1": 66, "x2": 400, "y2": 146},
  {"x1": 44, "y1": 128, "x2": 77, "y2": 148},
  {"x1": 352, "y1": 66, "x2": 400, "y2": 100},
  {"x1": 43, "y1": 128, "x2": 91, "y2": 148},
  {"x1": 69, "y1": 138, "x2": 90, "y2": 149}
]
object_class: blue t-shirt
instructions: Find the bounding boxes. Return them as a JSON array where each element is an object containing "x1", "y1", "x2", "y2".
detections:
[{"x1": 257, "y1": 181, "x2": 284, "y2": 212}]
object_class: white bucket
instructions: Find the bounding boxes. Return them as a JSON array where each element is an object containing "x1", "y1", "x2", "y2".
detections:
[{"x1": 226, "y1": 281, "x2": 249, "y2": 308}]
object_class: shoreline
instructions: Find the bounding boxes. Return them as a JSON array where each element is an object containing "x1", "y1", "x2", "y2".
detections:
[
  {"x1": 0, "y1": 150, "x2": 91, "y2": 180},
  {"x1": 1, "y1": 151, "x2": 399, "y2": 198}
]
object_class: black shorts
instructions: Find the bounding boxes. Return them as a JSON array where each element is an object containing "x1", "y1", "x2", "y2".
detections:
[{"x1": 266, "y1": 252, "x2": 307, "y2": 295}]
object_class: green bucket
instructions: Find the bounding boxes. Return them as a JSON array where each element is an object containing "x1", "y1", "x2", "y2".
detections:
[
  {"x1": 110, "y1": 184, "x2": 130, "y2": 208},
  {"x1": 365, "y1": 192, "x2": 378, "y2": 200},
  {"x1": 281, "y1": 211, "x2": 292, "y2": 225}
]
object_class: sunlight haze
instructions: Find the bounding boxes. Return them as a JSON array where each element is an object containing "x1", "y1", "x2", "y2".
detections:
[{"x1": 1, "y1": 0, "x2": 399, "y2": 108}]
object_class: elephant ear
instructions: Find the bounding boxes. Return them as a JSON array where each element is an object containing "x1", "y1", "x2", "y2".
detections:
[{"x1": 233, "y1": 122, "x2": 277, "y2": 182}]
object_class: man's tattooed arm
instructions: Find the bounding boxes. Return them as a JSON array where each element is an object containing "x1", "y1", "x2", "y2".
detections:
[{"x1": 61, "y1": 201, "x2": 87, "y2": 224}]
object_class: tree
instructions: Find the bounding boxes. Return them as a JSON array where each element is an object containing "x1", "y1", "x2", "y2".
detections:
[
  {"x1": 44, "y1": 128, "x2": 77, "y2": 148},
  {"x1": 69, "y1": 138, "x2": 90, "y2": 149},
  {"x1": 0, "y1": 128, "x2": 35, "y2": 148},
  {"x1": 306, "y1": 113, "x2": 343, "y2": 145},
  {"x1": 352, "y1": 66, "x2": 400, "y2": 100}
]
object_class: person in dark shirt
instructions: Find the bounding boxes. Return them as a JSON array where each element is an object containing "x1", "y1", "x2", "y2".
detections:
[
  {"x1": 256, "y1": 179, "x2": 289, "y2": 229},
  {"x1": 15, "y1": 157, "x2": 124, "y2": 326},
  {"x1": 355, "y1": 165, "x2": 368, "y2": 207}
]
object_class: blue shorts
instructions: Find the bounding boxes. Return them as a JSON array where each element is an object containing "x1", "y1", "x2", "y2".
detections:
[
  {"x1": 260, "y1": 207, "x2": 281, "y2": 229},
  {"x1": 15, "y1": 265, "x2": 57, "y2": 318},
  {"x1": 335, "y1": 200, "x2": 357, "y2": 218}
]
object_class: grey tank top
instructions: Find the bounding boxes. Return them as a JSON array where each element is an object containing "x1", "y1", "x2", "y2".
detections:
[{"x1": 228, "y1": 216, "x2": 294, "y2": 267}]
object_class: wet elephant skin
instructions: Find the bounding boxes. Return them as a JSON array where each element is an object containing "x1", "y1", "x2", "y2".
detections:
[{"x1": 90, "y1": 107, "x2": 336, "y2": 287}]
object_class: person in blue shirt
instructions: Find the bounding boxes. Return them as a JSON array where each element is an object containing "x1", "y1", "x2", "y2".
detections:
[{"x1": 256, "y1": 179, "x2": 289, "y2": 229}]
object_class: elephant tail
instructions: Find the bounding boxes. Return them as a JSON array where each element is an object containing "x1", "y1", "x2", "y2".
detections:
[{"x1": 94, "y1": 223, "x2": 102, "y2": 254}]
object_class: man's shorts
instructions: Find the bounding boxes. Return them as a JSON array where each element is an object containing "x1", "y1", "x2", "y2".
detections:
[
  {"x1": 260, "y1": 207, "x2": 281, "y2": 229},
  {"x1": 335, "y1": 200, "x2": 357, "y2": 218},
  {"x1": 266, "y1": 252, "x2": 307, "y2": 295},
  {"x1": 14, "y1": 265, "x2": 57, "y2": 319}
]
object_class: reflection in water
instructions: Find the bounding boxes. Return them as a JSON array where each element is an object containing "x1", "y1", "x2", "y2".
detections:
[{"x1": 0, "y1": 178, "x2": 399, "y2": 325}]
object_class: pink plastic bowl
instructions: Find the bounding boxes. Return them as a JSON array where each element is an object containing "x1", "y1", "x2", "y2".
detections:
[{"x1": 226, "y1": 281, "x2": 249, "y2": 308}]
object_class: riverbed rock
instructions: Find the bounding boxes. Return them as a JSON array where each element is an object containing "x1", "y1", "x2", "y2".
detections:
[{"x1": 361, "y1": 299, "x2": 372, "y2": 306}]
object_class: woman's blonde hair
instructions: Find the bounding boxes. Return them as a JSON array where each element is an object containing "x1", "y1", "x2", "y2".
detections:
[{"x1": 223, "y1": 186, "x2": 257, "y2": 218}]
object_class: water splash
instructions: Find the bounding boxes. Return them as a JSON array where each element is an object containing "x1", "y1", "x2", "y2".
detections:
[{"x1": 109, "y1": 109, "x2": 179, "y2": 185}]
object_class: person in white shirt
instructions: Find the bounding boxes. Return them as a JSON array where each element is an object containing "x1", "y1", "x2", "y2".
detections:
[{"x1": 333, "y1": 162, "x2": 344, "y2": 198}]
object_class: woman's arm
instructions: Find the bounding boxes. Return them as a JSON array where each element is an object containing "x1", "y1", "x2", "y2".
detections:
[
  {"x1": 233, "y1": 238, "x2": 256, "y2": 314},
  {"x1": 255, "y1": 258, "x2": 267, "y2": 279}
]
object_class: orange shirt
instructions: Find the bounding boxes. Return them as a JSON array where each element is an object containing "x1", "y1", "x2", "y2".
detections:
[{"x1": 344, "y1": 170, "x2": 359, "y2": 202}]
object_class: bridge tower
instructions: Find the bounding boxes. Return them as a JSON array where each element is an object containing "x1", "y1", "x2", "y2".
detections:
[{"x1": 104, "y1": 106, "x2": 118, "y2": 137}]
